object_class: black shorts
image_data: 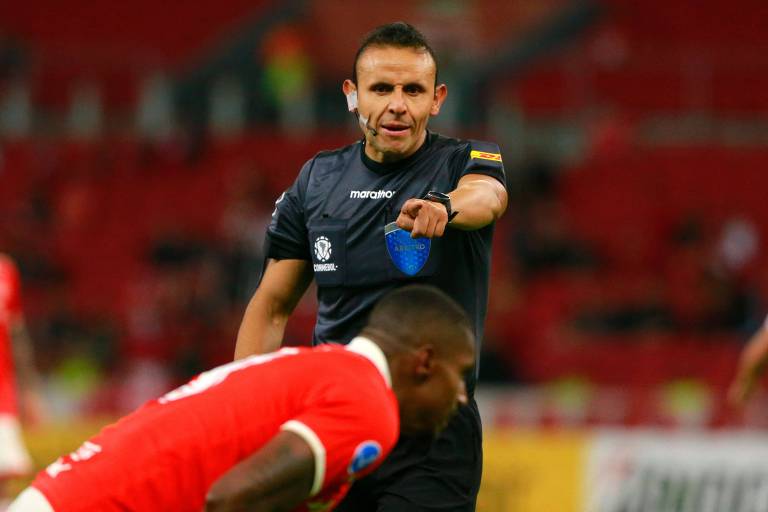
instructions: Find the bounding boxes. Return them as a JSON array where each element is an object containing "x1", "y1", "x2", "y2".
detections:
[{"x1": 335, "y1": 397, "x2": 483, "y2": 512}]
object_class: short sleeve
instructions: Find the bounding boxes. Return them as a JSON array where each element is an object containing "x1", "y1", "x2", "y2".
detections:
[
  {"x1": 265, "y1": 160, "x2": 314, "y2": 261},
  {"x1": 460, "y1": 140, "x2": 506, "y2": 187},
  {"x1": 280, "y1": 391, "x2": 398, "y2": 497}
]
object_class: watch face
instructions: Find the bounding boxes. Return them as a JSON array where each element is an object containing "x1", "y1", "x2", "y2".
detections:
[
  {"x1": 428, "y1": 192, "x2": 450, "y2": 202},
  {"x1": 425, "y1": 191, "x2": 452, "y2": 220}
]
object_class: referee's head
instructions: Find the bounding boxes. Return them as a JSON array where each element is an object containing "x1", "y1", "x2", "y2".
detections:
[
  {"x1": 343, "y1": 22, "x2": 447, "y2": 164},
  {"x1": 362, "y1": 285, "x2": 475, "y2": 435},
  {"x1": 351, "y1": 21, "x2": 439, "y2": 87}
]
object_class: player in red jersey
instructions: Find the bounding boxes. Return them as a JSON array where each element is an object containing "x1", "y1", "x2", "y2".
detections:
[
  {"x1": 0, "y1": 254, "x2": 44, "y2": 504},
  {"x1": 9, "y1": 285, "x2": 475, "y2": 512}
]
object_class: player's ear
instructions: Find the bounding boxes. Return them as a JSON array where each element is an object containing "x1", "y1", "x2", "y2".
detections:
[
  {"x1": 431, "y1": 84, "x2": 447, "y2": 116},
  {"x1": 412, "y1": 345, "x2": 435, "y2": 381}
]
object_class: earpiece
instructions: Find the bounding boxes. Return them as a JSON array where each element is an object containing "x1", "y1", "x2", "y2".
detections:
[
  {"x1": 346, "y1": 91, "x2": 358, "y2": 112},
  {"x1": 345, "y1": 89, "x2": 377, "y2": 137}
]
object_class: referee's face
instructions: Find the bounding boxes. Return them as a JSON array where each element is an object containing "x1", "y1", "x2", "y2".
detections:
[{"x1": 345, "y1": 46, "x2": 447, "y2": 164}]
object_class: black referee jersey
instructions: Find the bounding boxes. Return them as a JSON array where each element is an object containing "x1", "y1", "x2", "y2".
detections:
[{"x1": 265, "y1": 131, "x2": 506, "y2": 393}]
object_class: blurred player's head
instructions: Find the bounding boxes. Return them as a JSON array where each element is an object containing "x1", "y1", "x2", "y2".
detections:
[
  {"x1": 362, "y1": 285, "x2": 475, "y2": 436},
  {"x1": 343, "y1": 22, "x2": 447, "y2": 164}
]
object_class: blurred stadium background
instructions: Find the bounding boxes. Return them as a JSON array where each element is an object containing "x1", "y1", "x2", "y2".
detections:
[{"x1": 3, "y1": 0, "x2": 768, "y2": 510}]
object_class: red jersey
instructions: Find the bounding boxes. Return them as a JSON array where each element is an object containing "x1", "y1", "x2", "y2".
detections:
[
  {"x1": 31, "y1": 338, "x2": 399, "y2": 511},
  {"x1": 0, "y1": 256, "x2": 22, "y2": 415}
]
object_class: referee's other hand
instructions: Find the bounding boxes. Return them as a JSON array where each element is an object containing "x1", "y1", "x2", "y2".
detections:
[{"x1": 397, "y1": 198, "x2": 448, "y2": 239}]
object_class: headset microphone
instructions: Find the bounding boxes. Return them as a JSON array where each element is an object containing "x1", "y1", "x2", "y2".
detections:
[{"x1": 346, "y1": 91, "x2": 378, "y2": 137}]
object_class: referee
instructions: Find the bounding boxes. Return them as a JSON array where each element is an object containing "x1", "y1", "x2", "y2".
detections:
[{"x1": 235, "y1": 22, "x2": 508, "y2": 511}]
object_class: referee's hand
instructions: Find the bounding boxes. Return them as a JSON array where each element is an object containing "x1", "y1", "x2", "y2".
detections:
[{"x1": 396, "y1": 198, "x2": 448, "y2": 238}]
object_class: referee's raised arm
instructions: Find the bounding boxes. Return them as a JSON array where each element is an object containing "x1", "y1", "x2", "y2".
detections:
[
  {"x1": 446, "y1": 174, "x2": 508, "y2": 229},
  {"x1": 396, "y1": 174, "x2": 508, "y2": 238},
  {"x1": 234, "y1": 258, "x2": 312, "y2": 359}
]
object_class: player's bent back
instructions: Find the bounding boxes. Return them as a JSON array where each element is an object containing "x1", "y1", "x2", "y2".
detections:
[{"x1": 16, "y1": 341, "x2": 398, "y2": 512}]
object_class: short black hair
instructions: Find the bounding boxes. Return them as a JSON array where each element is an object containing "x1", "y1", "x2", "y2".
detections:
[
  {"x1": 364, "y1": 285, "x2": 473, "y2": 356},
  {"x1": 352, "y1": 22, "x2": 438, "y2": 85}
]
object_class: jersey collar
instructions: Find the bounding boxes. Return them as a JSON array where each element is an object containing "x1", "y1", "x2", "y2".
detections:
[
  {"x1": 360, "y1": 131, "x2": 434, "y2": 175},
  {"x1": 345, "y1": 336, "x2": 392, "y2": 388}
]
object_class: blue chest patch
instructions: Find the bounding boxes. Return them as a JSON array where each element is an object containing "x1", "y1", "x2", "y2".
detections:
[
  {"x1": 348, "y1": 441, "x2": 383, "y2": 475},
  {"x1": 384, "y1": 222, "x2": 431, "y2": 276}
]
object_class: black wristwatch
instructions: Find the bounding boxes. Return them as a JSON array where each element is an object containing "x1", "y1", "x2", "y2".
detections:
[{"x1": 423, "y1": 191, "x2": 459, "y2": 222}]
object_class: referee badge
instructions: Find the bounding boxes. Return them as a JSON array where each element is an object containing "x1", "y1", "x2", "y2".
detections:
[{"x1": 384, "y1": 222, "x2": 431, "y2": 276}]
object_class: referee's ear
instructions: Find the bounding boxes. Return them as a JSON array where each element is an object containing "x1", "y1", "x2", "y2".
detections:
[
  {"x1": 430, "y1": 83, "x2": 447, "y2": 116},
  {"x1": 342, "y1": 80, "x2": 357, "y2": 101}
]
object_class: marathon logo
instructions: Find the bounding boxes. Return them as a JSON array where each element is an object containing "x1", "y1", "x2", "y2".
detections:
[
  {"x1": 313, "y1": 263, "x2": 337, "y2": 272},
  {"x1": 349, "y1": 190, "x2": 396, "y2": 199},
  {"x1": 470, "y1": 150, "x2": 502, "y2": 163}
]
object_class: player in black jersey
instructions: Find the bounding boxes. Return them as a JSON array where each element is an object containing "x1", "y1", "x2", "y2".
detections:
[{"x1": 235, "y1": 22, "x2": 508, "y2": 511}]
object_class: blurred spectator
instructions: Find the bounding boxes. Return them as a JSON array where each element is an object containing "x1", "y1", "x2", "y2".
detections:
[
  {"x1": 137, "y1": 73, "x2": 175, "y2": 141},
  {"x1": 209, "y1": 76, "x2": 246, "y2": 139},
  {"x1": 513, "y1": 198, "x2": 596, "y2": 279},
  {"x1": 0, "y1": 31, "x2": 29, "y2": 138},
  {"x1": 571, "y1": 278, "x2": 673, "y2": 334},
  {"x1": 67, "y1": 81, "x2": 104, "y2": 140},
  {"x1": 45, "y1": 345, "x2": 102, "y2": 420},
  {"x1": 510, "y1": 156, "x2": 597, "y2": 280},
  {"x1": 714, "y1": 216, "x2": 759, "y2": 277},
  {"x1": 0, "y1": 79, "x2": 31, "y2": 139},
  {"x1": 0, "y1": 30, "x2": 28, "y2": 81},
  {"x1": 149, "y1": 228, "x2": 207, "y2": 269},
  {"x1": 665, "y1": 217, "x2": 756, "y2": 334},
  {"x1": 261, "y1": 24, "x2": 315, "y2": 133},
  {"x1": 219, "y1": 168, "x2": 273, "y2": 304}
]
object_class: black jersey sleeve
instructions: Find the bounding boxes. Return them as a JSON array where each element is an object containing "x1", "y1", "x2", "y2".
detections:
[
  {"x1": 460, "y1": 140, "x2": 506, "y2": 186},
  {"x1": 265, "y1": 159, "x2": 313, "y2": 261}
]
